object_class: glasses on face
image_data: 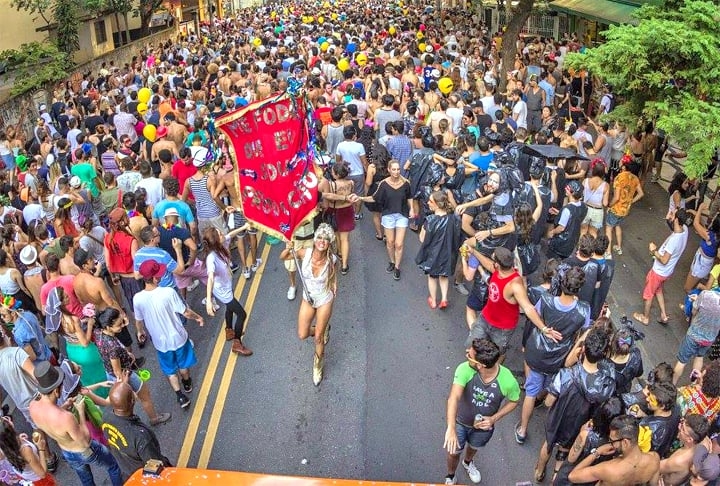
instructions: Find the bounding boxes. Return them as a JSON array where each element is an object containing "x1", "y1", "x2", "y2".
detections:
[{"x1": 608, "y1": 437, "x2": 623, "y2": 448}]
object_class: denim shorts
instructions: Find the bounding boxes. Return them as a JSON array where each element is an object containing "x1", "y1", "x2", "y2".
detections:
[
  {"x1": 381, "y1": 213, "x2": 409, "y2": 229},
  {"x1": 466, "y1": 314, "x2": 515, "y2": 354},
  {"x1": 106, "y1": 370, "x2": 143, "y2": 393},
  {"x1": 524, "y1": 368, "x2": 554, "y2": 397},
  {"x1": 157, "y1": 339, "x2": 197, "y2": 375},
  {"x1": 451, "y1": 422, "x2": 493, "y2": 454},
  {"x1": 466, "y1": 292, "x2": 484, "y2": 312},
  {"x1": 606, "y1": 210, "x2": 624, "y2": 227},
  {"x1": 676, "y1": 335, "x2": 712, "y2": 364}
]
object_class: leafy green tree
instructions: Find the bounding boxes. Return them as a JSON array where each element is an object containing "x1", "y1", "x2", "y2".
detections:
[
  {"x1": 135, "y1": 0, "x2": 165, "y2": 37},
  {"x1": 53, "y1": 0, "x2": 80, "y2": 60},
  {"x1": 565, "y1": 0, "x2": 720, "y2": 178},
  {"x1": 9, "y1": 0, "x2": 52, "y2": 25},
  {"x1": 0, "y1": 42, "x2": 69, "y2": 96}
]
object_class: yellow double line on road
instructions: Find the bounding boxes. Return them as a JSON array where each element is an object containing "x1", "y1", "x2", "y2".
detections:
[{"x1": 177, "y1": 241, "x2": 272, "y2": 468}]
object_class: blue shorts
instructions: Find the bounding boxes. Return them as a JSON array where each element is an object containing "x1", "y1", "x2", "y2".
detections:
[
  {"x1": 606, "y1": 210, "x2": 624, "y2": 227},
  {"x1": 157, "y1": 339, "x2": 197, "y2": 375},
  {"x1": 524, "y1": 368, "x2": 554, "y2": 397},
  {"x1": 466, "y1": 292, "x2": 485, "y2": 311},
  {"x1": 106, "y1": 370, "x2": 144, "y2": 393},
  {"x1": 676, "y1": 335, "x2": 712, "y2": 364},
  {"x1": 381, "y1": 213, "x2": 409, "y2": 229},
  {"x1": 451, "y1": 422, "x2": 493, "y2": 454},
  {"x1": 2, "y1": 154, "x2": 15, "y2": 171}
]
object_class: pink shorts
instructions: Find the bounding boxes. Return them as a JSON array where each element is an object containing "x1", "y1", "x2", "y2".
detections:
[
  {"x1": 642, "y1": 269, "x2": 669, "y2": 300},
  {"x1": 174, "y1": 259, "x2": 209, "y2": 289}
]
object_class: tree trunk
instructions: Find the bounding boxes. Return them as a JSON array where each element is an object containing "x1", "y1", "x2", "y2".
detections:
[
  {"x1": 499, "y1": 0, "x2": 535, "y2": 93},
  {"x1": 114, "y1": 12, "x2": 122, "y2": 45},
  {"x1": 122, "y1": 12, "x2": 131, "y2": 45}
]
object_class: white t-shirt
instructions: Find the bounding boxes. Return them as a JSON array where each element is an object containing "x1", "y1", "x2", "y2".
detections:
[
  {"x1": 652, "y1": 227, "x2": 689, "y2": 277},
  {"x1": 206, "y1": 251, "x2": 234, "y2": 304},
  {"x1": 135, "y1": 177, "x2": 165, "y2": 207},
  {"x1": 335, "y1": 140, "x2": 366, "y2": 176},
  {"x1": 133, "y1": 286, "x2": 188, "y2": 353},
  {"x1": 512, "y1": 99, "x2": 528, "y2": 129},
  {"x1": 22, "y1": 203, "x2": 43, "y2": 226}
]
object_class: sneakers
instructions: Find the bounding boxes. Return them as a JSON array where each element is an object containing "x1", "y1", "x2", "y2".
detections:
[
  {"x1": 177, "y1": 393, "x2": 191, "y2": 409},
  {"x1": 393, "y1": 268, "x2": 401, "y2": 281},
  {"x1": 251, "y1": 258, "x2": 262, "y2": 272},
  {"x1": 444, "y1": 476, "x2": 456, "y2": 485},
  {"x1": 150, "y1": 412, "x2": 172, "y2": 425},
  {"x1": 201, "y1": 298, "x2": 220, "y2": 312},
  {"x1": 453, "y1": 282, "x2": 469, "y2": 295},
  {"x1": 287, "y1": 286, "x2": 297, "y2": 300},
  {"x1": 231, "y1": 339, "x2": 253, "y2": 356},
  {"x1": 341, "y1": 265, "x2": 349, "y2": 275},
  {"x1": 187, "y1": 279, "x2": 200, "y2": 292},
  {"x1": 354, "y1": 212, "x2": 363, "y2": 221},
  {"x1": 386, "y1": 262, "x2": 395, "y2": 273},
  {"x1": 462, "y1": 460, "x2": 481, "y2": 483},
  {"x1": 613, "y1": 245, "x2": 623, "y2": 255},
  {"x1": 242, "y1": 267, "x2": 251, "y2": 279},
  {"x1": 182, "y1": 378, "x2": 192, "y2": 393},
  {"x1": 313, "y1": 353, "x2": 324, "y2": 386},
  {"x1": 230, "y1": 263, "x2": 240, "y2": 273}
]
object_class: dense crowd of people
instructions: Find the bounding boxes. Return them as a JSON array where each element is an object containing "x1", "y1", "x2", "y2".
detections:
[{"x1": 0, "y1": 0, "x2": 717, "y2": 484}]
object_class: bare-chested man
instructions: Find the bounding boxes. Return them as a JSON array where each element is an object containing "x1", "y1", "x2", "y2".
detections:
[
  {"x1": 73, "y1": 248, "x2": 122, "y2": 313},
  {"x1": 569, "y1": 415, "x2": 660, "y2": 486},
  {"x1": 59, "y1": 236, "x2": 80, "y2": 276},
  {"x1": 164, "y1": 112, "x2": 188, "y2": 150},
  {"x1": 29, "y1": 361, "x2": 123, "y2": 485},
  {"x1": 20, "y1": 246, "x2": 44, "y2": 314},
  {"x1": 151, "y1": 126, "x2": 179, "y2": 162},
  {"x1": 657, "y1": 413, "x2": 715, "y2": 485}
]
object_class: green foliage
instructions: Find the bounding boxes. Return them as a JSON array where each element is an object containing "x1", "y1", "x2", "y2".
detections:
[
  {"x1": 10, "y1": 0, "x2": 53, "y2": 23},
  {"x1": 53, "y1": 0, "x2": 80, "y2": 59},
  {"x1": 565, "y1": 0, "x2": 720, "y2": 178},
  {"x1": 0, "y1": 42, "x2": 69, "y2": 96}
]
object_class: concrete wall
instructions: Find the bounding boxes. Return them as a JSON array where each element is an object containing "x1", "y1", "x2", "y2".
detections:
[
  {"x1": 0, "y1": 27, "x2": 176, "y2": 140},
  {"x1": 0, "y1": 4, "x2": 48, "y2": 52},
  {"x1": 75, "y1": 14, "x2": 116, "y2": 65}
]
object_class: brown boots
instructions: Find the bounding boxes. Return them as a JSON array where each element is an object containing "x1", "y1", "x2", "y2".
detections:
[{"x1": 231, "y1": 339, "x2": 252, "y2": 356}]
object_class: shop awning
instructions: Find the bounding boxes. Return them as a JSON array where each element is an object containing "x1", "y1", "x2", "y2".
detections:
[{"x1": 550, "y1": 0, "x2": 640, "y2": 25}]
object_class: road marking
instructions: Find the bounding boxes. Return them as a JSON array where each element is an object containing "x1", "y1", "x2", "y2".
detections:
[
  {"x1": 197, "y1": 242, "x2": 272, "y2": 468},
  {"x1": 176, "y1": 242, "x2": 266, "y2": 467}
]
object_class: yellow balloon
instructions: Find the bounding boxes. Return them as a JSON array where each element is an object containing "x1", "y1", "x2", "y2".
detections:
[
  {"x1": 253, "y1": 37, "x2": 262, "y2": 47},
  {"x1": 321, "y1": 41, "x2": 329, "y2": 52},
  {"x1": 337, "y1": 58, "x2": 350, "y2": 72},
  {"x1": 270, "y1": 11, "x2": 276, "y2": 18},
  {"x1": 302, "y1": 15, "x2": 309, "y2": 23},
  {"x1": 137, "y1": 102, "x2": 148, "y2": 115},
  {"x1": 283, "y1": 7, "x2": 288, "y2": 14},
  {"x1": 309, "y1": 15, "x2": 315, "y2": 22},
  {"x1": 418, "y1": 43, "x2": 426, "y2": 53},
  {"x1": 318, "y1": 16, "x2": 324, "y2": 24},
  {"x1": 137, "y1": 87, "x2": 152, "y2": 104},
  {"x1": 331, "y1": 12, "x2": 338, "y2": 20},
  {"x1": 142, "y1": 124, "x2": 156, "y2": 143},
  {"x1": 389, "y1": 26, "x2": 396, "y2": 35},
  {"x1": 323, "y1": 1, "x2": 330, "y2": 7},
  {"x1": 398, "y1": 0, "x2": 403, "y2": 6},
  {"x1": 416, "y1": 31, "x2": 424, "y2": 40},
  {"x1": 356, "y1": 53, "x2": 368, "y2": 66},
  {"x1": 438, "y1": 77, "x2": 454, "y2": 95}
]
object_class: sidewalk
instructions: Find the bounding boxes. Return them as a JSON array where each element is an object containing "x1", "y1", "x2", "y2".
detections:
[{"x1": 605, "y1": 151, "x2": 707, "y2": 379}]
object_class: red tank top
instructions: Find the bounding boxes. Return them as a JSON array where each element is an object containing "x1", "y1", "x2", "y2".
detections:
[
  {"x1": 104, "y1": 230, "x2": 136, "y2": 274},
  {"x1": 481, "y1": 270, "x2": 520, "y2": 330}
]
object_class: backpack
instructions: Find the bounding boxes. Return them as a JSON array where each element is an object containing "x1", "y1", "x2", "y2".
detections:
[{"x1": 603, "y1": 93, "x2": 616, "y2": 113}]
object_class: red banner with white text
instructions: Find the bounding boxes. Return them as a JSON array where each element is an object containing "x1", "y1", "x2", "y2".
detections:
[{"x1": 214, "y1": 94, "x2": 319, "y2": 241}]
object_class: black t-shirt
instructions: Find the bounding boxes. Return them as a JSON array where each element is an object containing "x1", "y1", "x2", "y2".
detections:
[
  {"x1": 101, "y1": 411, "x2": 172, "y2": 478},
  {"x1": 159, "y1": 225, "x2": 191, "y2": 263},
  {"x1": 85, "y1": 115, "x2": 105, "y2": 135},
  {"x1": 79, "y1": 96, "x2": 92, "y2": 113},
  {"x1": 373, "y1": 180, "x2": 411, "y2": 217},
  {"x1": 476, "y1": 114, "x2": 493, "y2": 134}
]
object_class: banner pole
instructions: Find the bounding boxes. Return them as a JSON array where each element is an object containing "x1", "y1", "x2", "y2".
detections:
[{"x1": 290, "y1": 246, "x2": 314, "y2": 306}]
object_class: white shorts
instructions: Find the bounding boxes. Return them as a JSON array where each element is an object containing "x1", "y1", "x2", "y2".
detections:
[
  {"x1": 691, "y1": 247, "x2": 715, "y2": 279},
  {"x1": 381, "y1": 213, "x2": 409, "y2": 229},
  {"x1": 582, "y1": 206, "x2": 605, "y2": 230}
]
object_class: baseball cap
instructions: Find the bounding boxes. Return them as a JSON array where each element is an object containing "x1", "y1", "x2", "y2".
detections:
[
  {"x1": 108, "y1": 207, "x2": 126, "y2": 223},
  {"x1": 139, "y1": 260, "x2": 167, "y2": 280},
  {"x1": 190, "y1": 146, "x2": 210, "y2": 167},
  {"x1": 164, "y1": 207, "x2": 179, "y2": 218},
  {"x1": 69, "y1": 176, "x2": 82, "y2": 188},
  {"x1": 566, "y1": 180, "x2": 583, "y2": 195}
]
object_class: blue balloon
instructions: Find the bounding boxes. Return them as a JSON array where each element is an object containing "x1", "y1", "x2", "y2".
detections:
[
  {"x1": 318, "y1": 36, "x2": 327, "y2": 45},
  {"x1": 340, "y1": 13, "x2": 347, "y2": 21},
  {"x1": 346, "y1": 42, "x2": 357, "y2": 54}
]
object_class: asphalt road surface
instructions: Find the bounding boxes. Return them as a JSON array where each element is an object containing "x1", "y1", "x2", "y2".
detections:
[{"x1": 46, "y1": 160, "x2": 704, "y2": 485}]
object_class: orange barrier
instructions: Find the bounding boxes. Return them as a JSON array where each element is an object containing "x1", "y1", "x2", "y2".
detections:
[{"x1": 125, "y1": 467, "x2": 452, "y2": 485}]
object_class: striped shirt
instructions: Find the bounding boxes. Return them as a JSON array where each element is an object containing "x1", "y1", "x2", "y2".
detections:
[{"x1": 188, "y1": 174, "x2": 221, "y2": 219}]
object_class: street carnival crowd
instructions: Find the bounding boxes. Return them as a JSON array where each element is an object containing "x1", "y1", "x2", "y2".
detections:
[{"x1": 0, "y1": 0, "x2": 718, "y2": 485}]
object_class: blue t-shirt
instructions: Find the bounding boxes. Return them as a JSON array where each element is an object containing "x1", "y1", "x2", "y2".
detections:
[
  {"x1": 152, "y1": 200, "x2": 195, "y2": 226},
  {"x1": 12, "y1": 311, "x2": 51, "y2": 363},
  {"x1": 133, "y1": 247, "x2": 178, "y2": 288}
]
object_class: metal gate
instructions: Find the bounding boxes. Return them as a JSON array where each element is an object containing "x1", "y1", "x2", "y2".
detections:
[{"x1": 496, "y1": 9, "x2": 558, "y2": 38}]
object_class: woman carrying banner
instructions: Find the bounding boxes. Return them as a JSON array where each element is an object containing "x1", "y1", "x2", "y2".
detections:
[{"x1": 280, "y1": 224, "x2": 338, "y2": 386}]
